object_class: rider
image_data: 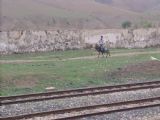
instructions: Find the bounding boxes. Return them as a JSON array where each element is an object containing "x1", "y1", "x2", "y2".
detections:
[{"x1": 98, "y1": 36, "x2": 105, "y2": 51}]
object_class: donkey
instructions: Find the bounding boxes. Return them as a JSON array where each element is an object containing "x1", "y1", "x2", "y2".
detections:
[{"x1": 95, "y1": 43, "x2": 110, "y2": 58}]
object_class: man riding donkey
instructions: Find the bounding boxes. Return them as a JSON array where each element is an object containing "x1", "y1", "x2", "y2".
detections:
[{"x1": 95, "y1": 35, "x2": 110, "y2": 58}]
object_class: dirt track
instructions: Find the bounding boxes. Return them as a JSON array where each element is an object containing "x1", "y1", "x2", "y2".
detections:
[{"x1": 0, "y1": 51, "x2": 160, "y2": 64}]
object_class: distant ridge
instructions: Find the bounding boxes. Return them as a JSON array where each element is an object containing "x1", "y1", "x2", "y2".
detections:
[{"x1": 1, "y1": 0, "x2": 160, "y2": 30}]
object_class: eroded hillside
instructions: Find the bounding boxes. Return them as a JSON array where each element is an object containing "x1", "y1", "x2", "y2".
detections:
[{"x1": 1, "y1": 0, "x2": 160, "y2": 30}]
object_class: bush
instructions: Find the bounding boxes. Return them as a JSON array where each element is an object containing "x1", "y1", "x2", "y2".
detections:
[
  {"x1": 122, "y1": 21, "x2": 132, "y2": 29},
  {"x1": 142, "y1": 21, "x2": 152, "y2": 28}
]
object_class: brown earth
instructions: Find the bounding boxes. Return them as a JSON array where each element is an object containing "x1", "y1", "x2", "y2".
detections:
[
  {"x1": 13, "y1": 75, "x2": 39, "y2": 88},
  {"x1": 108, "y1": 60, "x2": 160, "y2": 80}
]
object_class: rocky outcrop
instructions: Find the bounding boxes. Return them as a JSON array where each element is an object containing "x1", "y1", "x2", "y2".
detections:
[
  {"x1": 84, "y1": 28, "x2": 160, "y2": 48},
  {"x1": 0, "y1": 28, "x2": 160, "y2": 54},
  {"x1": 0, "y1": 30, "x2": 84, "y2": 54}
]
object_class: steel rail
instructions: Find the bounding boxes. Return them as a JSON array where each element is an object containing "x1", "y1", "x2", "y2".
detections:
[
  {"x1": 1, "y1": 83, "x2": 160, "y2": 105},
  {"x1": 56, "y1": 103, "x2": 160, "y2": 120},
  {"x1": 1, "y1": 80, "x2": 160, "y2": 101},
  {"x1": 1, "y1": 96, "x2": 160, "y2": 120}
]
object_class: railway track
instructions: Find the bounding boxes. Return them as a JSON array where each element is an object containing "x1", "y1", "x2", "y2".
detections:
[
  {"x1": 1, "y1": 80, "x2": 160, "y2": 105},
  {"x1": 1, "y1": 96, "x2": 160, "y2": 120}
]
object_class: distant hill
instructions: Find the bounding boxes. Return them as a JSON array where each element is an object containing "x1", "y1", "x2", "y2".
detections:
[
  {"x1": 1, "y1": 0, "x2": 160, "y2": 30},
  {"x1": 95, "y1": 0, "x2": 160, "y2": 12}
]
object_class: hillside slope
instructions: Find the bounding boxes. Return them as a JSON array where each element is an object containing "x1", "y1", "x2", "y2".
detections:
[
  {"x1": 1, "y1": 0, "x2": 160, "y2": 30},
  {"x1": 95, "y1": 0, "x2": 160, "y2": 12}
]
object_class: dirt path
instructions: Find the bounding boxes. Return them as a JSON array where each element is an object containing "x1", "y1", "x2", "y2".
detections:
[{"x1": 0, "y1": 51, "x2": 160, "y2": 64}]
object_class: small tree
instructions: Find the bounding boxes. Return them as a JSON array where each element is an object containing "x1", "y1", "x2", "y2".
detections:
[
  {"x1": 122, "y1": 21, "x2": 132, "y2": 29},
  {"x1": 142, "y1": 21, "x2": 152, "y2": 28}
]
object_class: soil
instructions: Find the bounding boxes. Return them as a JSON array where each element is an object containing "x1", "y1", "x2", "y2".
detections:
[
  {"x1": 13, "y1": 75, "x2": 39, "y2": 88},
  {"x1": 108, "y1": 61, "x2": 160, "y2": 80}
]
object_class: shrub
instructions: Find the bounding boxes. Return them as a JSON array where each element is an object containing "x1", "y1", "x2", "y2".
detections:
[
  {"x1": 122, "y1": 21, "x2": 132, "y2": 29},
  {"x1": 142, "y1": 21, "x2": 152, "y2": 28}
]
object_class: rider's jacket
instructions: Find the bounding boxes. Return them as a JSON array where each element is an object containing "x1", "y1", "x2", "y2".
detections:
[{"x1": 99, "y1": 38, "x2": 104, "y2": 46}]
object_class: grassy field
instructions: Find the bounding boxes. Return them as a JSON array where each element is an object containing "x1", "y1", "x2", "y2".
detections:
[{"x1": 0, "y1": 48, "x2": 160, "y2": 96}]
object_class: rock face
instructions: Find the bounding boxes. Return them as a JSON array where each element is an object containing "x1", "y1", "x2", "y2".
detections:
[
  {"x1": 0, "y1": 28, "x2": 160, "y2": 54},
  {"x1": 0, "y1": 30, "x2": 84, "y2": 54},
  {"x1": 85, "y1": 28, "x2": 160, "y2": 48}
]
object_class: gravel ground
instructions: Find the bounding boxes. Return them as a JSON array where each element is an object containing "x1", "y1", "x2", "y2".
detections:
[
  {"x1": 81, "y1": 107, "x2": 160, "y2": 120},
  {"x1": 1, "y1": 88, "x2": 160, "y2": 118},
  {"x1": 26, "y1": 101, "x2": 160, "y2": 120},
  {"x1": 20, "y1": 105, "x2": 160, "y2": 120}
]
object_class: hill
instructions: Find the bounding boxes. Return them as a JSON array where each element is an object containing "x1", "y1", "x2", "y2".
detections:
[
  {"x1": 1, "y1": 0, "x2": 160, "y2": 30},
  {"x1": 96, "y1": 0, "x2": 160, "y2": 12}
]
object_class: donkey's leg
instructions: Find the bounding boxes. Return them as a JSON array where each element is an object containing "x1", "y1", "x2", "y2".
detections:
[
  {"x1": 107, "y1": 50, "x2": 111, "y2": 56},
  {"x1": 102, "y1": 52, "x2": 105, "y2": 58},
  {"x1": 106, "y1": 53, "x2": 108, "y2": 58},
  {"x1": 98, "y1": 52, "x2": 100, "y2": 58}
]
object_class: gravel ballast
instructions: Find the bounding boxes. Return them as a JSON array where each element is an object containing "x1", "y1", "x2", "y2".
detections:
[
  {"x1": 1, "y1": 88, "x2": 160, "y2": 118},
  {"x1": 81, "y1": 107, "x2": 160, "y2": 120}
]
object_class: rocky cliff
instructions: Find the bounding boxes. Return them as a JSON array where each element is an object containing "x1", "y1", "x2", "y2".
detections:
[
  {"x1": 0, "y1": 30, "x2": 84, "y2": 54},
  {"x1": 85, "y1": 28, "x2": 160, "y2": 48},
  {"x1": 0, "y1": 28, "x2": 160, "y2": 54}
]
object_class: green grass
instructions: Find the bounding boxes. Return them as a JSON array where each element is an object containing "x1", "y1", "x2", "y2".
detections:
[
  {"x1": 0, "y1": 48, "x2": 160, "y2": 96},
  {"x1": 0, "y1": 49, "x2": 94, "y2": 60},
  {"x1": 0, "y1": 48, "x2": 159, "y2": 60}
]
